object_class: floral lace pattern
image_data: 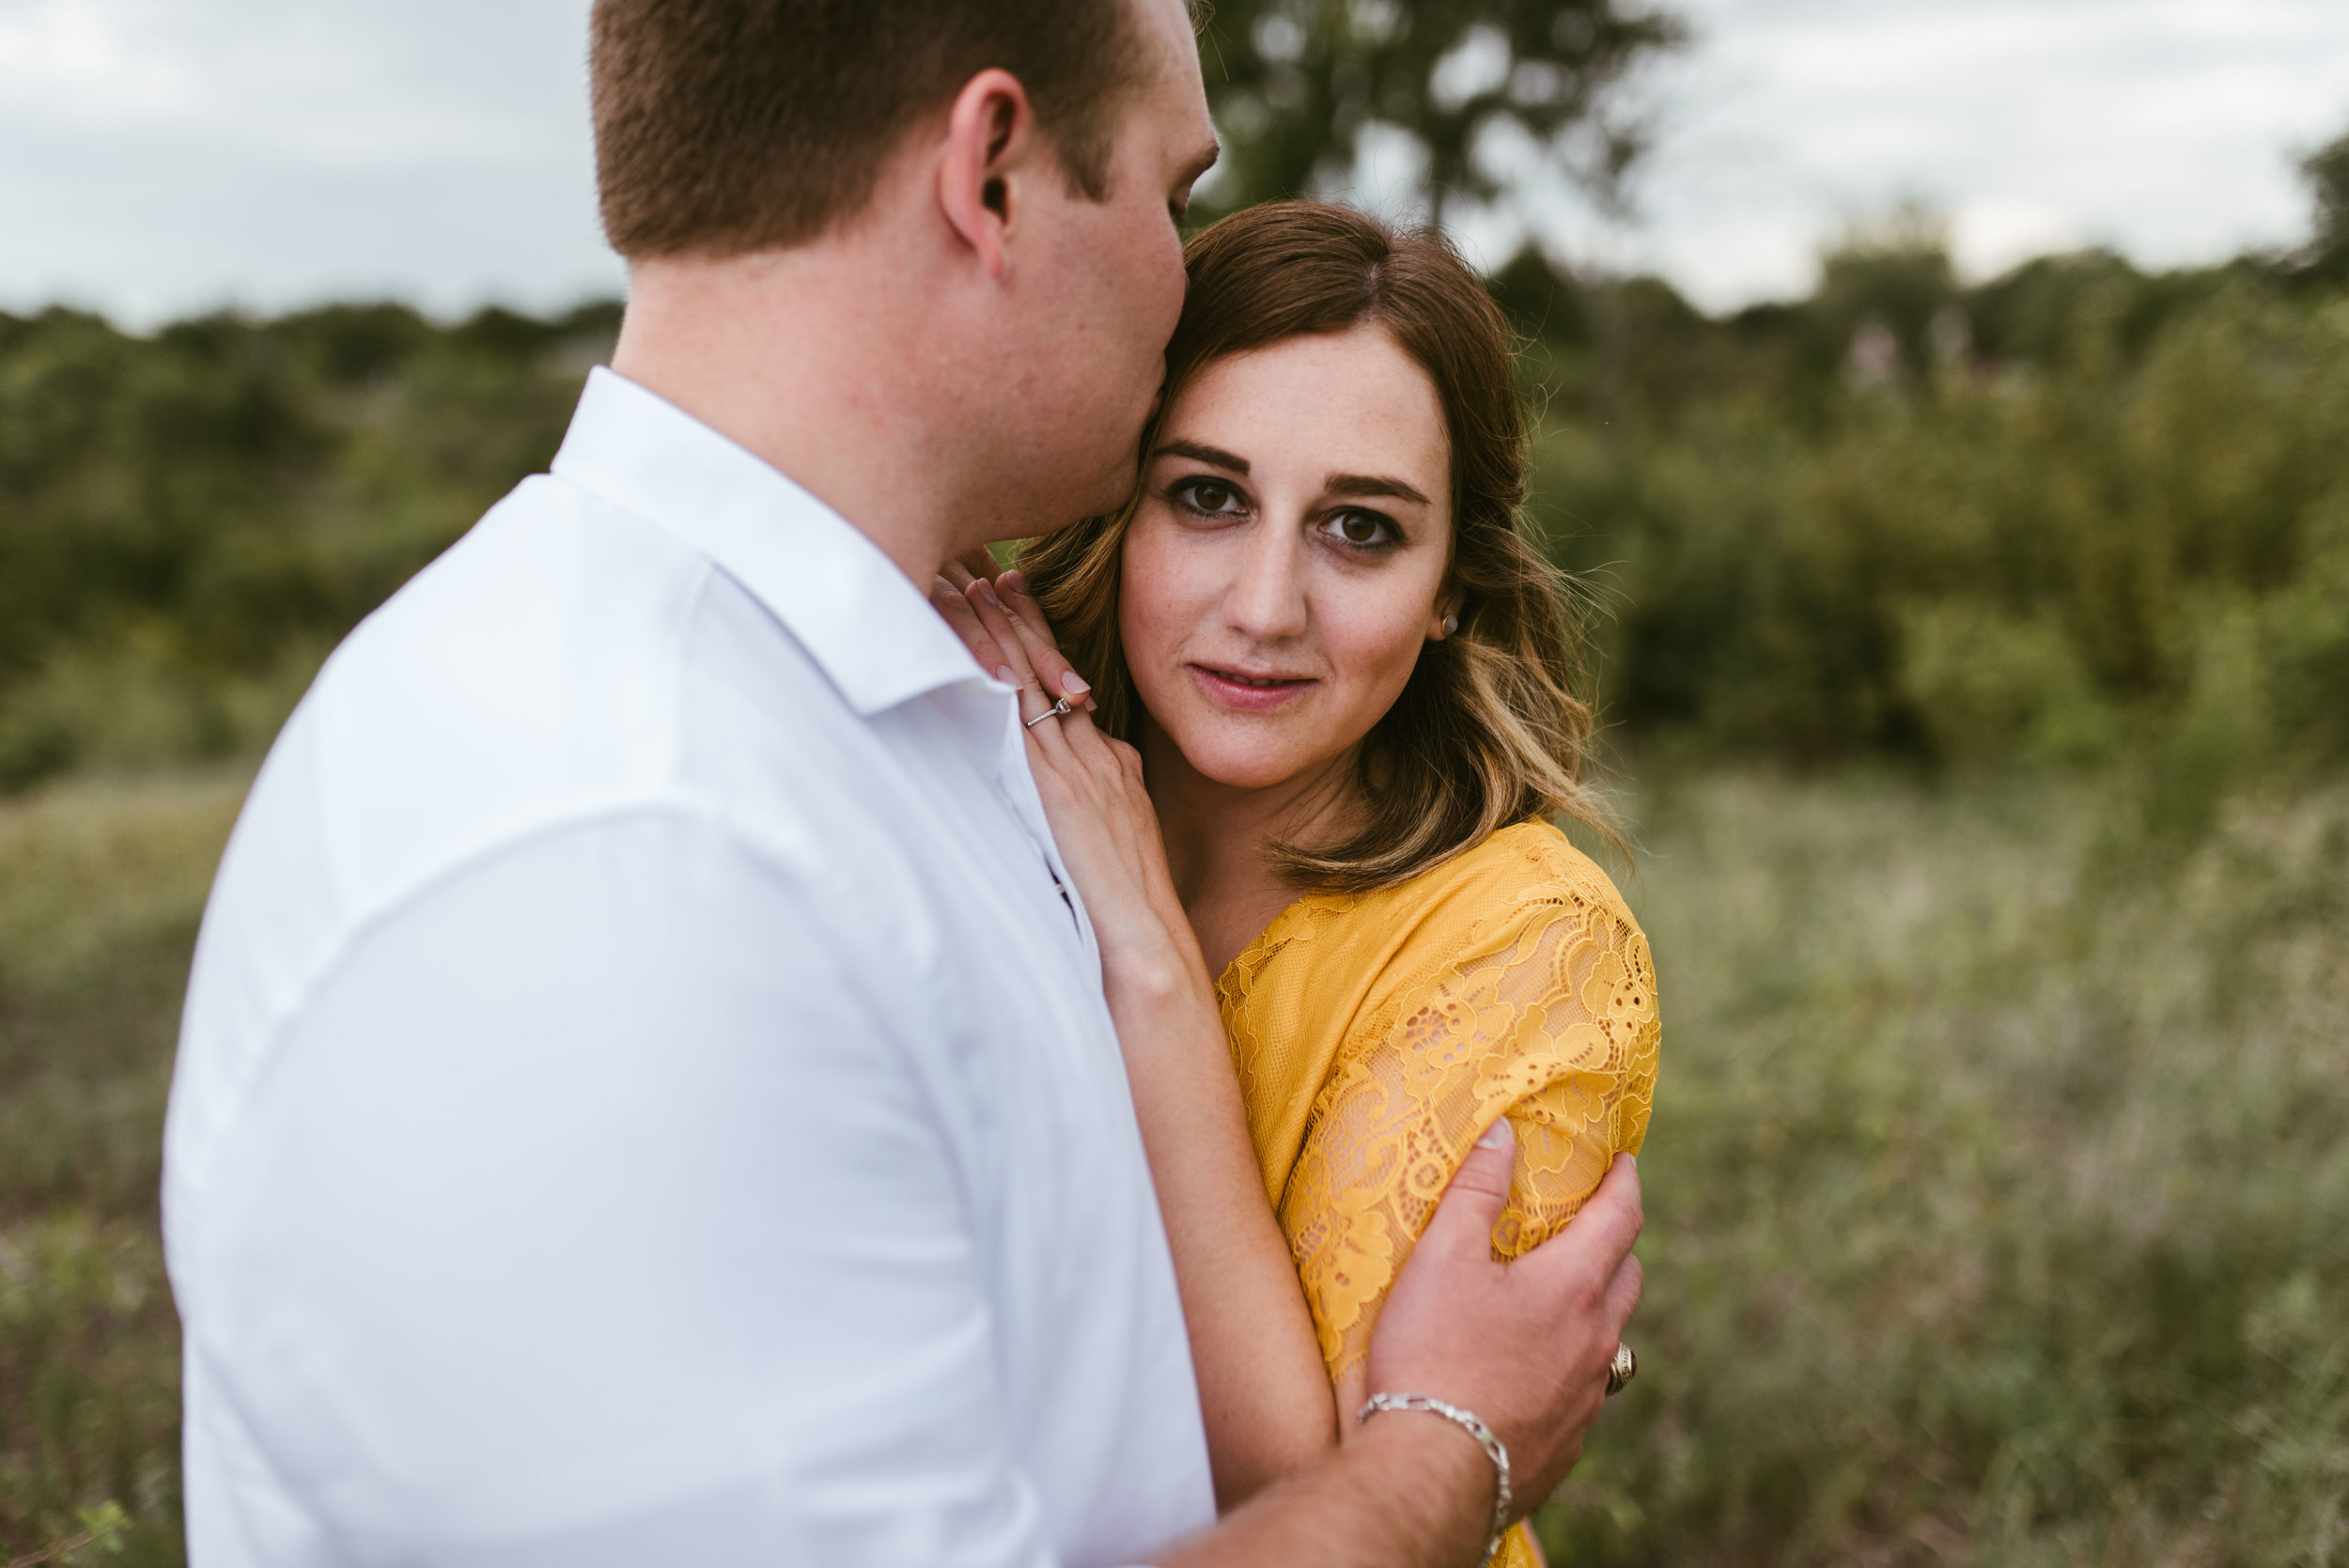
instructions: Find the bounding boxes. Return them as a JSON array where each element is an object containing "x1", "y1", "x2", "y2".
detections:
[{"x1": 1219, "y1": 820, "x2": 1659, "y2": 1567}]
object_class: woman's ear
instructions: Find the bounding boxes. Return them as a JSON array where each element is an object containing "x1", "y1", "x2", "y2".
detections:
[
  {"x1": 1427, "y1": 589, "x2": 1465, "y2": 642},
  {"x1": 937, "y1": 69, "x2": 1035, "y2": 282}
]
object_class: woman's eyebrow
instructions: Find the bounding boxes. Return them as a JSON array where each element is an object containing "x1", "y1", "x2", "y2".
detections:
[
  {"x1": 1154, "y1": 438, "x2": 1250, "y2": 474},
  {"x1": 1326, "y1": 473, "x2": 1432, "y2": 505}
]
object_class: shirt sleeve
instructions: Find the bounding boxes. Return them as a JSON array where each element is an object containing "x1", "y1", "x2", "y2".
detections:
[
  {"x1": 1275, "y1": 893, "x2": 1661, "y2": 1377},
  {"x1": 181, "y1": 808, "x2": 1056, "y2": 1568}
]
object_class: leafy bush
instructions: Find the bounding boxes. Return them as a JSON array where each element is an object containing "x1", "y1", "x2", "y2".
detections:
[
  {"x1": 1524, "y1": 254, "x2": 2349, "y2": 779},
  {"x1": 0, "y1": 303, "x2": 615, "y2": 791},
  {"x1": 3, "y1": 220, "x2": 2345, "y2": 801},
  {"x1": 1892, "y1": 602, "x2": 2120, "y2": 768}
]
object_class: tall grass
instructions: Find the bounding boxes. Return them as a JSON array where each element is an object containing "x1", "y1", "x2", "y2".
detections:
[
  {"x1": 5, "y1": 766, "x2": 2341, "y2": 1562},
  {"x1": 0, "y1": 774, "x2": 245, "y2": 1563},
  {"x1": 1542, "y1": 767, "x2": 2349, "y2": 1565}
]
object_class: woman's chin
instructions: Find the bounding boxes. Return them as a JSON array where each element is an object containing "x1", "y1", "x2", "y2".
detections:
[
  {"x1": 1168, "y1": 736, "x2": 1327, "y2": 795},
  {"x1": 1137, "y1": 694, "x2": 1345, "y2": 795}
]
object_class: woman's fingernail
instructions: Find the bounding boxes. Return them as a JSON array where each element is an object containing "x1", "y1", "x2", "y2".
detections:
[
  {"x1": 1059, "y1": 670, "x2": 1091, "y2": 697},
  {"x1": 1003, "y1": 569, "x2": 1030, "y2": 596},
  {"x1": 976, "y1": 579, "x2": 1003, "y2": 609},
  {"x1": 995, "y1": 666, "x2": 1018, "y2": 688},
  {"x1": 1477, "y1": 1117, "x2": 1516, "y2": 1150}
]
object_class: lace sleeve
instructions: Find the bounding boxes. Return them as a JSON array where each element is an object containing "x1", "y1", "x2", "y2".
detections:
[{"x1": 1276, "y1": 893, "x2": 1660, "y2": 1375}]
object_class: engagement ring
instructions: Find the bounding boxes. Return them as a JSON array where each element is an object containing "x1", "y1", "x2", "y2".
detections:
[{"x1": 1024, "y1": 696, "x2": 1073, "y2": 729}]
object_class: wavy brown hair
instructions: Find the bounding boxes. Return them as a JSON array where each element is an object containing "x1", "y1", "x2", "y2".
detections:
[{"x1": 1019, "y1": 200, "x2": 1613, "y2": 893}]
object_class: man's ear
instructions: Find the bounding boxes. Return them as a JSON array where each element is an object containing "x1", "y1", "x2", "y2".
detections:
[{"x1": 938, "y1": 69, "x2": 1037, "y2": 283}]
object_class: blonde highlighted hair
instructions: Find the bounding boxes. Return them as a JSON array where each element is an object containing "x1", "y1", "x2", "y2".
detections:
[{"x1": 1019, "y1": 200, "x2": 1613, "y2": 893}]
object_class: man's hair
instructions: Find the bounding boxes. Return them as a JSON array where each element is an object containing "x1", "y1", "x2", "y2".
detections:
[
  {"x1": 1019, "y1": 201, "x2": 1618, "y2": 893},
  {"x1": 591, "y1": 0, "x2": 1147, "y2": 258}
]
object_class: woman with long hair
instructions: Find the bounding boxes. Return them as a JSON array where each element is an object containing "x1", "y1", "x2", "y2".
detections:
[{"x1": 936, "y1": 201, "x2": 1658, "y2": 1564}]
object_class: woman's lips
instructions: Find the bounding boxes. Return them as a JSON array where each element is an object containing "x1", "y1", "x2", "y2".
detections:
[{"x1": 1188, "y1": 663, "x2": 1315, "y2": 713}]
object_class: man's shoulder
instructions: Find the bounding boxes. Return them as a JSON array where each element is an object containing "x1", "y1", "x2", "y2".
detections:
[
  {"x1": 324, "y1": 470, "x2": 713, "y2": 755},
  {"x1": 295, "y1": 476, "x2": 692, "y2": 868},
  {"x1": 284, "y1": 472, "x2": 887, "y2": 919}
]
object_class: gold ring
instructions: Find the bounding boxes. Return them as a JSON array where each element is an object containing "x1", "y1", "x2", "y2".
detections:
[{"x1": 1605, "y1": 1343, "x2": 1637, "y2": 1397}]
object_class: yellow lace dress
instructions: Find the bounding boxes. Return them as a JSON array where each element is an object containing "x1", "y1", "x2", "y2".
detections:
[{"x1": 1216, "y1": 820, "x2": 1660, "y2": 1567}]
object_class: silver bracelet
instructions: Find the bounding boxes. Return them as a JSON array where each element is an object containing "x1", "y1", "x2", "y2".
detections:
[{"x1": 1358, "y1": 1391, "x2": 1513, "y2": 1562}]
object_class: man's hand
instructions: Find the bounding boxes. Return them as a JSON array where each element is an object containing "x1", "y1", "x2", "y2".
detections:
[
  {"x1": 1367, "y1": 1120, "x2": 1644, "y2": 1519},
  {"x1": 1155, "y1": 1131, "x2": 1642, "y2": 1568}
]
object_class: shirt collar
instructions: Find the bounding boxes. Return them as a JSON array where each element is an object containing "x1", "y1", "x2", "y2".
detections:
[{"x1": 550, "y1": 366, "x2": 989, "y2": 718}]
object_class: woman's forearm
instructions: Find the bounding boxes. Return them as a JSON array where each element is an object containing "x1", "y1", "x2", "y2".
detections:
[{"x1": 1105, "y1": 955, "x2": 1339, "y2": 1506}]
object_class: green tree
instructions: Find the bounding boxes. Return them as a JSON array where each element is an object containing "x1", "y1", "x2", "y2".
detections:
[
  {"x1": 1813, "y1": 204, "x2": 1962, "y2": 387},
  {"x1": 1192, "y1": 0, "x2": 1685, "y2": 224},
  {"x1": 2296, "y1": 128, "x2": 2349, "y2": 284}
]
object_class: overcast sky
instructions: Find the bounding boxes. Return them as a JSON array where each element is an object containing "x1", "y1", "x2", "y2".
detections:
[{"x1": 4, "y1": 0, "x2": 2347, "y2": 326}]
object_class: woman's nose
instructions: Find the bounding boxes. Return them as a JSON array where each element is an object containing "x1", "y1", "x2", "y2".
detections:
[{"x1": 1223, "y1": 524, "x2": 1310, "y2": 641}]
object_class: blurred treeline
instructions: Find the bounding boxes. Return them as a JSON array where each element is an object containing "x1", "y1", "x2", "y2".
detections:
[
  {"x1": 0, "y1": 302, "x2": 618, "y2": 789},
  {"x1": 4, "y1": 113, "x2": 2349, "y2": 798},
  {"x1": 9, "y1": 211, "x2": 2348, "y2": 800},
  {"x1": 1514, "y1": 204, "x2": 2349, "y2": 810},
  {"x1": 1185, "y1": 0, "x2": 2349, "y2": 805}
]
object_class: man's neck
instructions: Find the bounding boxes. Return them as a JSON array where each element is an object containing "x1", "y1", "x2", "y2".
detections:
[{"x1": 611, "y1": 248, "x2": 966, "y2": 586}]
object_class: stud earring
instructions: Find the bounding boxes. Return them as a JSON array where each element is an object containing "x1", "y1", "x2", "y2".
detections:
[{"x1": 1441, "y1": 613, "x2": 1459, "y2": 636}]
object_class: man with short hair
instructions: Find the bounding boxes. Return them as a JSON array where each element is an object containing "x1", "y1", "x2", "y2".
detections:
[{"x1": 163, "y1": 2, "x2": 1643, "y2": 1563}]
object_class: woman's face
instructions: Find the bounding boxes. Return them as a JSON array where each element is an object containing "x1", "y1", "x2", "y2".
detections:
[{"x1": 1119, "y1": 324, "x2": 1455, "y2": 794}]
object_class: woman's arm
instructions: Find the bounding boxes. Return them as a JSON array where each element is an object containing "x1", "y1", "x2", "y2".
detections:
[
  {"x1": 1283, "y1": 893, "x2": 1660, "y2": 1398},
  {"x1": 933, "y1": 569, "x2": 1339, "y2": 1506},
  {"x1": 1093, "y1": 908, "x2": 1345, "y2": 1502}
]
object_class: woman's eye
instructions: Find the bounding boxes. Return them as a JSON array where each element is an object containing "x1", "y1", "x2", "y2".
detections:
[
  {"x1": 1326, "y1": 510, "x2": 1396, "y2": 548},
  {"x1": 1173, "y1": 479, "x2": 1246, "y2": 516}
]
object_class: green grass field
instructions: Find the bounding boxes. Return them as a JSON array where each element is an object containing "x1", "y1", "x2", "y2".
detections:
[
  {"x1": 1544, "y1": 768, "x2": 2349, "y2": 1565},
  {"x1": 0, "y1": 773, "x2": 244, "y2": 1566},
  {"x1": 3, "y1": 765, "x2": 2344, "y2": 1564}
]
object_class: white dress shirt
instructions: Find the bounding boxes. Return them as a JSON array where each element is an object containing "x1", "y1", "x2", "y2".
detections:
[{"x1": 163, "y1": 367, "x2": 1217, "y2": 1567}]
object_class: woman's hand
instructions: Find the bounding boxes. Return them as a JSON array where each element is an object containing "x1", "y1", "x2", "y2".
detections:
[
  {"x1": 928, "y1": 565, "x2": 1200, "y2": 993},
  {"x1": 926, "y1": 558, "x2": 1343, "y2": 1503},
  {"x1": 932, "y1": 551, "x2": 1097, "y2": 718}
]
